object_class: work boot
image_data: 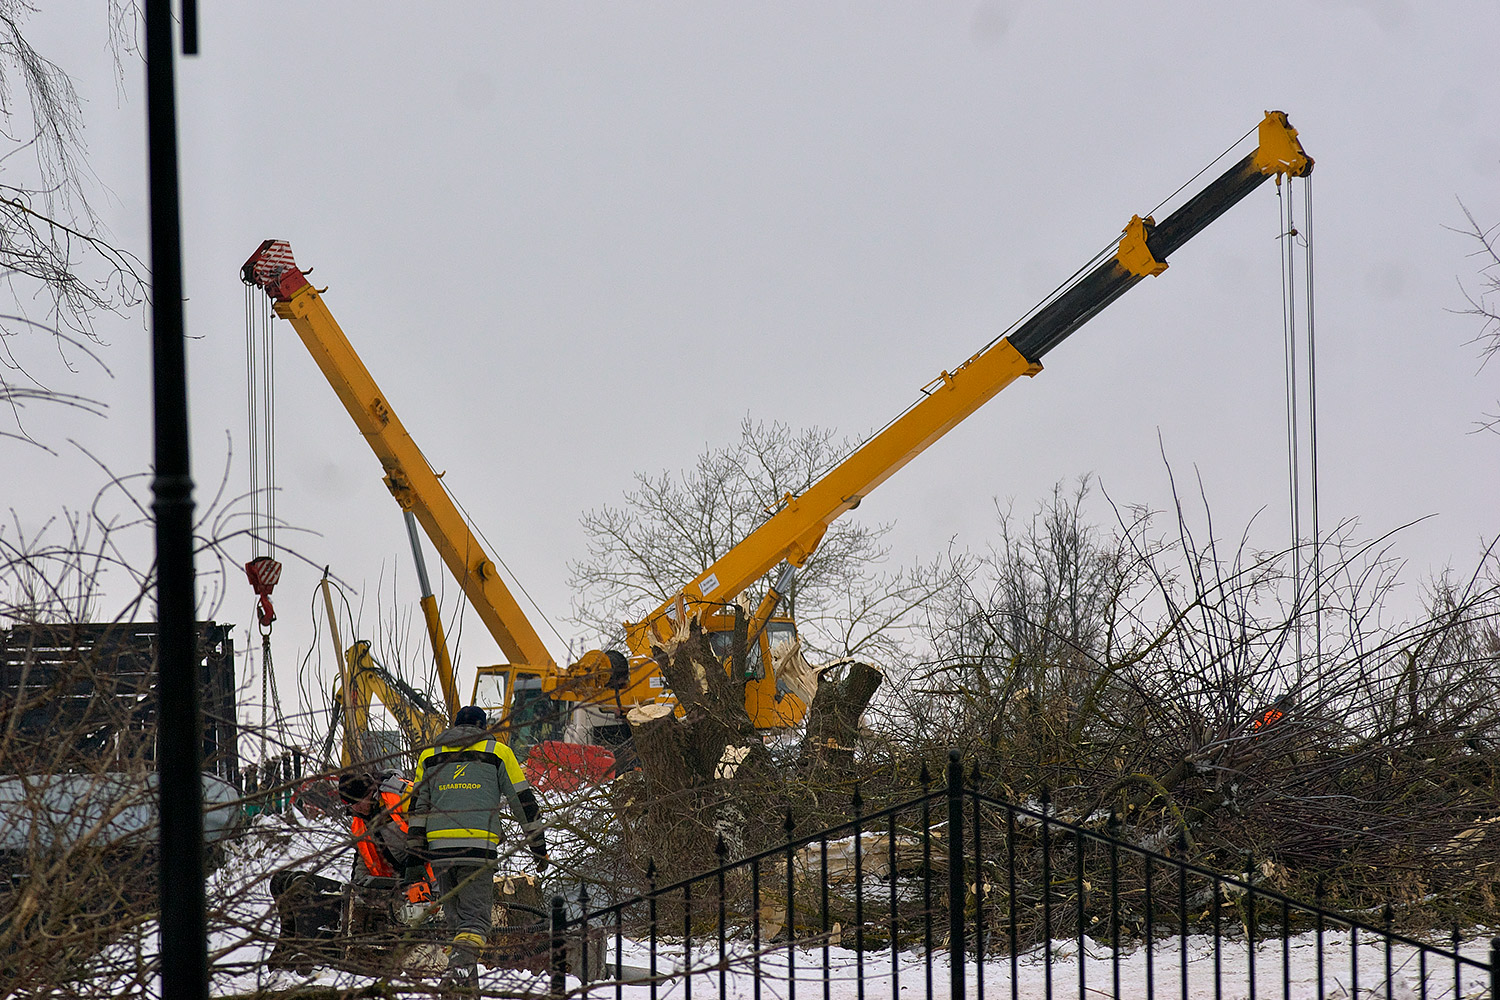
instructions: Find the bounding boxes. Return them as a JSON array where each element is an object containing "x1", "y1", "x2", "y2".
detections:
[{"x1": 439, "y1": 962, "x2": 478, "y2": 994}]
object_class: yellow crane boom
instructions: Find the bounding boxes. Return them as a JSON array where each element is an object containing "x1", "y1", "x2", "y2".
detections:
[
  {"x1": 241, "y1": 241, "x2": 557, "y2": 717},
  {"x1": 619, "y1": 111, "x2": 1312, "y2": 653}
]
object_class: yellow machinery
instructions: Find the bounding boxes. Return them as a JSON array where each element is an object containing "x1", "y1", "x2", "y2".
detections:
[{"x1": 244, "y1": 112, "x2": 1310, "y2": 753}]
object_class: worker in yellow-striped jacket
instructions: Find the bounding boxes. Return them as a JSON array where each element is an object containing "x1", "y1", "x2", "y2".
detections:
[{"x1": 406, "y1": 705, "x2": 549, "y2": 986}]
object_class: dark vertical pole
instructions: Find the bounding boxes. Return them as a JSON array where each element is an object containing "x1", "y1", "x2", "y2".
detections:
[
  {"x1": 853, "y1": 785, "x2": 865, "y2": 1000},
  {"x1": 1006, "y1": 805, "x2": 1018, "y2": 1000},
  {"x1": 1489, "y1": 937, "x2": 1499, "y2": 1000},
  {"x1": 647, "y1": 861, "x2": 658, "y2": 1000},
  {"x1": 1041, "y1": 788, "x2": 1053, "y2": 1000},
  {"x1": 549, "y1": 894, "x2": 567, "y2": 998},
  {"x1": 971, "y1": 763, "x2": 984, "y2": 1000},
  {"x1": 578, "y1": 883, "x2": 591, "y2": 984},
  {"x1": 1315, "y1": 881, "x2": 1325, "y2": 1000},
  {"x1": 683, "y1": 883, "x2": 693, "y2": 1000},
  {"x1": 947, "y1": 750, "x2": 964, "y2": 1000},
  {"x1": 920, "y1": 764, "x2": 932, "y2": 1000},
  {"x1": 889, "y1": 808, "x2": 899, "y2": 1000},
  {"x1": 146, "y1": 2, "x2": 205, "y2": 998},
  {"x1": 716, "y1": 836, "x2": 727, "y2": 1000},
  {"x1": 786, "y1": 809, "x2": 797, "y2": 1000},
  {"x1": 751, "y1": 859, "x2": 762, "y2": 1000}
]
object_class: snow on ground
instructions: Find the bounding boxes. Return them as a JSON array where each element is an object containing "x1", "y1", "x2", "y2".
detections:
[
  {"x1": 40, "y1": 811, "x2": 1497, "y2": 998},
  {"x1": 590, "y1": 929, "x2": 1497, "y2": 1000}
]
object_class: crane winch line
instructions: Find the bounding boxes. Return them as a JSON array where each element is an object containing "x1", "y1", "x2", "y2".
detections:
[{"x1": 1278, "y1": 171, "x2": 1322, "y2": 687}]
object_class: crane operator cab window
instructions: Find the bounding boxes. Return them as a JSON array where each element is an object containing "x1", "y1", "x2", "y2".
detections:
[
  {"x1": 765, "y1": 621, "x2": 797, "y2": 660},
  {"x1": 708, "y1": 619, "x2": 798, "y2": 682},
  {"x1": 471, "y1": 669, "x2": 565, "y2": 761}
]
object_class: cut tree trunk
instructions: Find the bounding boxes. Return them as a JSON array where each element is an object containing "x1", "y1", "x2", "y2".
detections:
[
  {"x1": 623, "y1": 619, "x2": 780, "y2": 862},
  {"x1": 798, "y1": 658, "x2": 883, "y2": 781}
]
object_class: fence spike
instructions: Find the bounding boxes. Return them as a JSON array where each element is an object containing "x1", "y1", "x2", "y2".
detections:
[
  {"x1": 715, "y1": 833, "x2": 728, "y2": 861},
  {"x1": 920, "y1": 760, "x2": 931, "y2": 788},
  {"x1": 852, "y1": 782, "x2": 862, "y2": 815}
]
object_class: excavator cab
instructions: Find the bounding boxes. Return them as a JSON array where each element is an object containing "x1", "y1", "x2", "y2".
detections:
[
  {"x1": 470, "y1": 666, "x2": 567, "y2": 761},
  {"x1": 700, "y1": 612, "x2": 806, "y2": 728}
]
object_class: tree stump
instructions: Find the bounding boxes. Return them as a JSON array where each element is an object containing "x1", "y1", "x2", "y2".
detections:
[{"x1": 798, "y1": 658, "x2": 883, "y2": 781}]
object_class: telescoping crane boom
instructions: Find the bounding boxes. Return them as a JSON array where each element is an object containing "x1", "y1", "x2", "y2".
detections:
[
  {"x1": 600, "y1": 111, "x2": 1312, "y2": 658},
  {"x1": 244, "y1": 111, "x2": 1309, "y2": 755},
  {"x1": 241, "y1": 238, "x2": 561, "y2": 738}
]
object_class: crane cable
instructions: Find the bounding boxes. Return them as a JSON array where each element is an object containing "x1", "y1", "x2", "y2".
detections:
[
  {"x1": 1277, "y1": 174, "x2": 1321, "y2": 683},
  {"x1": 245, "y1": 284, "x2": 286, "y2": 756}
]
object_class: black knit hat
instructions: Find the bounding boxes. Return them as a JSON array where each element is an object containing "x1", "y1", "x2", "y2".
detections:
[
  {"x1": 337, "y1": 772, "x2": 374, "y2": 805},
  {"x1": 454, "y1": 705, "x2": 486, "y2": 728}
]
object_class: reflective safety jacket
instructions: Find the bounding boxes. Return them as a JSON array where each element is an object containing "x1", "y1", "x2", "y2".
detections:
[
  {"x1": 408, "y1": 724, "x2": 547, "y2": 863},
  {"x1": 351, "y1": 773, "x2": 413, "y2": 887}
]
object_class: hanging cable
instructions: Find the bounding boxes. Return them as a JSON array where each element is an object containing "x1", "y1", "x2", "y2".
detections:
[
  {"x1": 244, "y1": 278, "x2": 284, "y2": 750},
  {"x1": 1303, "y1": 177, "x2": 1322, "y2": 678},
  {"x1": 259, "y1": 629, "x2": 284, "y2": 760},
  {"x1": 1277, "y1": 173, "x2": 1321, "y2": 689},
  {"x1": 245, "y1": 284, "x2": 260, "y2": 559},
  {"x1": 1278, "y1": 180, "x2": 1303, "y2": 678}
]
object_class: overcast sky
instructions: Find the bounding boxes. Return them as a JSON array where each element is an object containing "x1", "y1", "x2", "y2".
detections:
[{"x1": 10, "y1": 4, "x2": 1499, "y2": 728}]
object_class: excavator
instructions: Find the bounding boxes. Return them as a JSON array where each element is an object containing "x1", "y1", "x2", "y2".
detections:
[{"x1": 243, "y1": 111, "x2": 1311, "y2": 768}]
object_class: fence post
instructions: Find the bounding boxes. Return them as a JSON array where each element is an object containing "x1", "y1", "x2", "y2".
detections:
[
  {"x1": 550, "y1": 894, "x2": 567, "y2": 999},
  {"x1": 1490, "y1": 937, "x2": 1499, "y2": 1000},
  {"x1": 947, "y1": 749, "x2": 965, "y2": 1000}
]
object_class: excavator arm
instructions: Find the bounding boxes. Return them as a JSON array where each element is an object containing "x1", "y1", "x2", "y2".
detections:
[
  {"x1": 622, "y1": 111, "x2": 1312, "y2": 653},
  {"x1": 320, "y1": 641, "x2": 449, "y2": 767}
]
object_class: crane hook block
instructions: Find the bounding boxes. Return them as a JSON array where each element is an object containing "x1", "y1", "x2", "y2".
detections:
[
  {"x1": 1117, "y1": 215, "x2": 1167, "y2": 278},
  {"x1": 244, "y1": 555, "x2": 282, "y2": 627}
]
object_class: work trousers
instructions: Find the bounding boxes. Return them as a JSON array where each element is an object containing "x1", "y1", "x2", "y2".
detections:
[{"x1": 435, "y1": 859, "x2": 496, "y2": 968}]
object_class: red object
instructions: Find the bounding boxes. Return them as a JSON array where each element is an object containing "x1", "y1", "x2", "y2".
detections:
[
  {"x1": 524, "y1": 741, "x2": 616, "y2": 793},
  {"x1": 241, "y1": 239, "x2": 312, "y2": 301},
  {"x1": 244, "y1": 556, "x2": 282, "y2": 627}
]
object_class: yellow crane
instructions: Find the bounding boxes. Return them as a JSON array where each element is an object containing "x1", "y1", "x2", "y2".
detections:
[{"x1": 244, "y1": 111, "x2": 1310, "y2": 757}]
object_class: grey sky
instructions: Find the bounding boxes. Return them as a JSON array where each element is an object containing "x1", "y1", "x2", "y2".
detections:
[{"x1": 10, "y1": 4, "x2": 1499, "y2": 723}]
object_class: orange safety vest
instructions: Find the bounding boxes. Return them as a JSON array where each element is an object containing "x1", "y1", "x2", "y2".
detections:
[
  {"x1": 1250, "y1": 707, "x2": 1284, "y2": 732},
  {"x1": 351, "y1": 784, "x2": 410, "y2": 878}
]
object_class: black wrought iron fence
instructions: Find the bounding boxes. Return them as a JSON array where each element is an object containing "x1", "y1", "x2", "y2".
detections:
[{"x1": 548, "y1": 751, "x2": 1499, "y2": 999}]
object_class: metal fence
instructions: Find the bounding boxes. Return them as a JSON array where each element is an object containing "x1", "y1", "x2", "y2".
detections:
[{"x1": 548, "y1": 751, "x2": 1498, "y2": 999}]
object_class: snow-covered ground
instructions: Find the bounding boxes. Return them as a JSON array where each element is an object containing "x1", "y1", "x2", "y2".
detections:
[
  {"x1": 590, "y1": 929, "x2": 1497, "y2": 1000},
  {"x1": 34, "y1": 810, "x2": 1495, "y2": 999}
]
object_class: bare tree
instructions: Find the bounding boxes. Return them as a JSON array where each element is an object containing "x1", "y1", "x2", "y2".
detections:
[
  {"x1": 880, "y1": 470, "x2": 1500, "y2": 918},
  {"x1": 569, "y1": 416, "x2": 954, "y2": 662},
  {"x1": 0, "y1": 4, "x2": 145, "y2": 447},
  {"x1": 1453, "y1": 201, "x2": 1500, "y2": 432}
]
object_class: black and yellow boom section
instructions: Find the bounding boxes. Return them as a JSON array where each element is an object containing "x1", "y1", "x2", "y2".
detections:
[
  {"x1": 242, "y1": 241, "x2": 559, "y2": 714},
  {"x1": 617, "y1": 111, "x2": 1311, "y2": 660}
]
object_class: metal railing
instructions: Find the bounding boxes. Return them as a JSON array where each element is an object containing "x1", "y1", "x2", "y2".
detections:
[{"x1": 548, "y1": 751, "x2": 1499, "y2": 999}]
